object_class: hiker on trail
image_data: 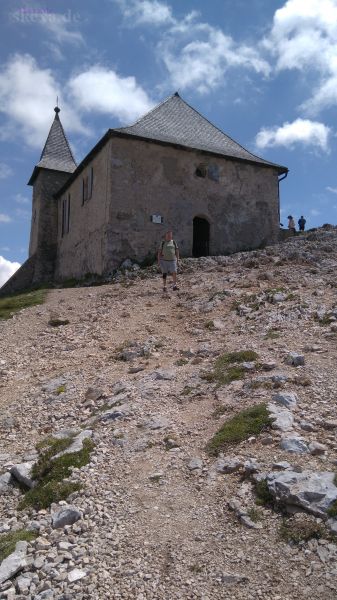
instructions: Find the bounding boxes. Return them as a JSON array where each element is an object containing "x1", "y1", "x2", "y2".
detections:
[
  {"x1": 298, "y1": 215, "x2": 306, "y2": 231},
  {"x1": 157, "y1": 230, "x2": 179, "y2": 293},
  {"x1": 287, "y1": 215, "x2": 296, "y2": 234}
]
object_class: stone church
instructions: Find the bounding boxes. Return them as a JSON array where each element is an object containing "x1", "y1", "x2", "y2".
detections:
[{"x1": 1, "y1": 93, "x2": 287, "y2": 295}]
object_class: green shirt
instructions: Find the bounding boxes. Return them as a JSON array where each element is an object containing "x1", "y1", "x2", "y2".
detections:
[{"x1": 160, "y1": 240, "x2": 178, "y2": 260}]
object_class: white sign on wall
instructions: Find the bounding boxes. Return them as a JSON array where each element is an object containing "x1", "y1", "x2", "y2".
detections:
[{"x1": 151, "y1": 214, "x2": 163, "y2": 224}]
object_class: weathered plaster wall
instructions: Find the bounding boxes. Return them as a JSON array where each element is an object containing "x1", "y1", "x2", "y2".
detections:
[
  {"x1": 55, "y1": 136, "x2": 281, "y2": 280},
  {"x1": 105, "y1": 137, "x2": 280, "y2": 269},
  {"x1": 55, "y1": 143, "x2": 110, "y2": 280}
]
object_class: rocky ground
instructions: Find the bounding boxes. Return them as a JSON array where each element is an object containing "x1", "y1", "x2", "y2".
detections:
[{"x1": 0, "y1": 226, "x2": 336, "y2": 600}]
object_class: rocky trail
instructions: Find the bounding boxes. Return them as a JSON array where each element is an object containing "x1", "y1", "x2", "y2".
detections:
[{"x1": 0, "y1": 227, "x2": 337, "y2": 600}]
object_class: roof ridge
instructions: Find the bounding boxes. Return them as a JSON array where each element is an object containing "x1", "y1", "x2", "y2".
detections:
[{"x1": 116, "y1": 92, "x2": 180, "y2": 131}]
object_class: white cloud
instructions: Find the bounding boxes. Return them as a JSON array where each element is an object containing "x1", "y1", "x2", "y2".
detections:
[
  {"x1": 116, "y1": 0, "x2": 174, "y2": 26},
  {"x1": 15, "y1": 193, "x2": 30, "y2": 205},
  {"x1": 0, "y1": 54, "x2": 88, "y2": 148},
  {"x1": 0, "y1": 214, "x2": 12, "y2": 223},
  {"x1": 264, "y1": 0, "x2": 337, "y2": 114},
  {"x1": 38, "y1": 12, "x2": 84, "y2": 46},
  {"x1": 255, "y1": 118, "x2": 331, "y2": 151},
  {"x1": 159, "y1": 19, "x2": 270, "y2": 94},
  {"x1": 326, "y1": 186, "x2": 337, "y2": 194},
  {"x1": 68, "y1": 66, "x2": 154, "y2": 123},
  {"x1": 0, "y1": 163, "x2": 13, "y2": 179},
  {"x1": 0, "y1": 256, "x2": 21, "y2": 287}
]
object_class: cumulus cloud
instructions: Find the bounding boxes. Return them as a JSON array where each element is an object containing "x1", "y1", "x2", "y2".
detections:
[
  {"x1": 264, "y1": 0, "x2": 337, "y2": 114},
  {"x1": 115, "y1": 0, "x2": 174, "y2": 26},
  {"x1": 38, "y1": 12, "x2": 84, "y2": 46},
  {"x1": 68, "y1": 66, "x2": 153, "y2": 123},
  {"x1": 15, "y1": 193, "x2": 30, "y2": 205},
  {"x1": 0, "y1": 54, "x2": 88, "y2": 148},
  {"x1": 0, "y1": 256, "x2": 21, "y2": 287},
  {"x1": 255, "y1": 118, "x2": 331, "y2": 151},
  {"x1": 0, "y1": 214, "x2": 12, "y2": 223},
  {"x1": 0, "y1": 163, "x2": 13, "y2": 179}
]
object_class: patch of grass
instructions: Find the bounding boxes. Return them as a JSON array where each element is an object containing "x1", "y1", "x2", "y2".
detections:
[
  {"x1": 19, "y1": 436, "x2": 94, "y2": 510},
  {"x1": 175, "y1": 358, "x2": 188, "y2": 366},
  {"x1": 48, "y1": 318, "x2": 70, "y2": 327},
  {"x1": 264, "y1": 330, "x2": 280, "y2": 340},
  {"x1": 56, "y1": 385, "x2": 66, "y2": 395},
  {"x1": 18, "y1": 481, "x2": 82, "y2": 511},
  {"x1": 0, "y1": 529, "x2": 38, "y2": 562},
  {"x1": 203, "y1": 350, "x2": 259, "y2": 387},
  {"x1": 204, "y1": 320, "x2": 215, "y2": 330},
  {"x1": 181, "y1": 386, "x2": 194, "y2": 396},
  {"x1": 206, "y1": 403, "x2": 271, "y2": 455},
  {"x1": 255, "y1": 479, "x2": 274, "y2": 507},
  {"x1": 32, "y1": 439, "x2": 94, "y2": 484},
  {"x1": 246, "y1": 507, "x2": 263, "y2": 522},
  {"x1": 0, "y1": 290, "x2": 47, "y2": 320},
  {"x1": 327, "y1": 500, "x2": 337, "y2": 518},
  {"x1": 279, "y1": 518, "x2": 327, "y2": 544}
]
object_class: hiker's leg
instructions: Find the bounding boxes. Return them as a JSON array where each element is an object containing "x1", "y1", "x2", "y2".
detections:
[{"x1": 162, "y1": 273, "x2": 167, "y2": 290}]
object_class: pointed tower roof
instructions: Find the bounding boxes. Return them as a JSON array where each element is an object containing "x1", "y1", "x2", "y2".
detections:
[
  {"x1": 28, "y1": 107, "x2": 77, "y2": 185},
  {"x1": 115, "y1": 92, "x2": 287, "y2": 173}
]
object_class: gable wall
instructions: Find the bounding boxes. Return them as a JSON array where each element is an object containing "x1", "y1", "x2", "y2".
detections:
[{"x1": 55, "y1": 136, "x2": 280, "y2": 280}]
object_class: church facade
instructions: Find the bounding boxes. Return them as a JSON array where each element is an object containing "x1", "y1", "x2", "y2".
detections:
[{"x1": 0, "y1": 93, "x2": 287, "y2": 295}]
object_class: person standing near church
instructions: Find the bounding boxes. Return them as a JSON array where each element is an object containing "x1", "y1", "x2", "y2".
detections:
[
  {"x1": 157, "y1": 230, "x2": 179, "y2": 293},
  {"x1": 298, "y1": 215, "x2": 306, "y2": 231},
  {"x1": 287, "y1": 215, "x2": 296, "y2": 234}
]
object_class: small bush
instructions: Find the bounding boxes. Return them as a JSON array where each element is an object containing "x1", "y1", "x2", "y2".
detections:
[
  {"x1": 327, "y1": 500, "x2": 337, "y2": 518},
  {"x1": 19, "y1": 481, "x2": 82, "y2": 511},
  {"x1": 279, "y1": 518, "x2": 327, "y2": 544},
  {"x1": 207, "y1": 403, "x2": 271, "y2": 455},
  {"x1": 48, "y1": 318, "x2": 70, "y2": 327},
  {"x1": 255, "y1": 479, "x2": 274, "y2": 506},
  {"x1": 0, "y1": 290, "x2": 47, "y2": 320},
  {"x1": 204, "y1": 350, "x2": 259, "y2": 387},
  {"x1": 246, "y1": 507, "x2": 263, "y2": 522},
  {"x1": 0, "y1": 529, "x2": 38, "y2": 562},
  {"x1": 32, "y1": 439, "x2": 94, "y2": 484}
]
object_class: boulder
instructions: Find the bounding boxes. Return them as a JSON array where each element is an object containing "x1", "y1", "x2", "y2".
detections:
[
  {"x1": 0, "y1": 542, "x2": 28, "y2": 585},
  {"x1": 280, "y1": 437, "x2": 309, "y2": 454},
  {"x1": 268, "y1": 403, "x2": 294, "y2": 431},
  {"x1": 285, "y1": 352, "x2": 305, "y2": 366},
  {"x1": 272, "y1": 392, "x2": 298, "y2": 409},
  {"x1": 266, "y1": 470, "x2": 337, "y2": 517},
  {"x1": 10, "y1": 462, "x2": 35, "y2": 489},
  {"x1": 0, "y1": 473, "x2": 12, "y2": 494},
  {"x1": 51, "y1": 505, "x2": 82, "y2": 529}
]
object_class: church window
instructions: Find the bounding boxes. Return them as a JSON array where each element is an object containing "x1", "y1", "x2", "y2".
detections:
[
  {"x1": 82, "y1": 166, "x2": 94, "y2": 204},
  {"x1": 61, "y1": 194, "x2": 70, "y2": 236},
  {"x1": 195, "y1": 164, "x2": 207, "y2": 178}
]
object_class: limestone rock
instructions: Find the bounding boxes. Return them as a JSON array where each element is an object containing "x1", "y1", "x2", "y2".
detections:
[
  {"x1": 280, "y1": 437, "x2": 309, "y2": 454},
  {"x1": 187, "y1": 458, "x2": 203, "y2": 471},
  {"x1": 268, "y1": 403, "x2": 294, "y2": 431},
  {"x1": 266, "y1": 470, "x2": 337, "y2": 517},
  {"x1": 10, "y1": 462, "x2": 36, "y2": 489},
  {"x1": 272, "y1": 392, "x2": 298, "y2": 409},
  {"x1": 51, "y1": 505, "x2": 82, "y2": 529},
  {"x1": 285, "y1": 352, "x2": 305, "y2": 366},
  {"x1": 0, "y1": 542, "x2": 28, "y2": 585}
]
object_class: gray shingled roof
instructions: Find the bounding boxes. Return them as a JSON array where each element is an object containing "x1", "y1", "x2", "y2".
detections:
[
  {"x1": 115, "y1": 93, "x2": 286, "y2": 172},
  {"x1": 28, "y1": 108, "x2": 77, "y2": 185}
]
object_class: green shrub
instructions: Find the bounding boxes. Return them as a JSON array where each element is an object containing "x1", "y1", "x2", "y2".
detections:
[
  {"x1": 32, "y1": 439, "x2": 94, "y2": 484},
  {"x1": 279, "y1": 518, "x2": 327, "y2": 544},
  {"x1": 203, "y1": 350, "x2": 259, "y2": 387},
  {"x1": 0, "y1": 529, "x2": 38, "y2": 561},
  {"x1": 255, "y1": 479, "x2": 274, "y2": 506},
  {"x1": 0, "y1": 290, "x2": 47, "y2": 320},
  {"x1": 19, "y1": 481, "x2": 82, "y2": 511},
  {"x1": 207, "y1": 403, "x2": 271, "y2": 455},
  {"x1": 327, "y1": 500, "x2": 337, "y2": 518}
]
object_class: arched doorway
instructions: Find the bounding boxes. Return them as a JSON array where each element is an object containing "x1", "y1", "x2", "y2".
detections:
[{"x1": 193, "y1": 216, "x2": 210, "y2": 257}]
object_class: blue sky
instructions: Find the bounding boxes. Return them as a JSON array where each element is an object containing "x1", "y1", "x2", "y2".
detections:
[{"x1": 1, "y1": 0, "x2": 337, "y2": 284}]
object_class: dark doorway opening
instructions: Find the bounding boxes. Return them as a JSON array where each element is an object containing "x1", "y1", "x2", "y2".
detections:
[{"x1": 193, "y1": 216, "x2": 210, "y2": 257}]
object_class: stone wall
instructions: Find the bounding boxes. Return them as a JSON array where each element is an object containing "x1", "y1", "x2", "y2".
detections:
[
  {"x1": 55, "y1": 136, "x2": 281, "y2": 280},
  {"x1": 55, "y1": 143, "x2": 111, "y2": 280}
]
